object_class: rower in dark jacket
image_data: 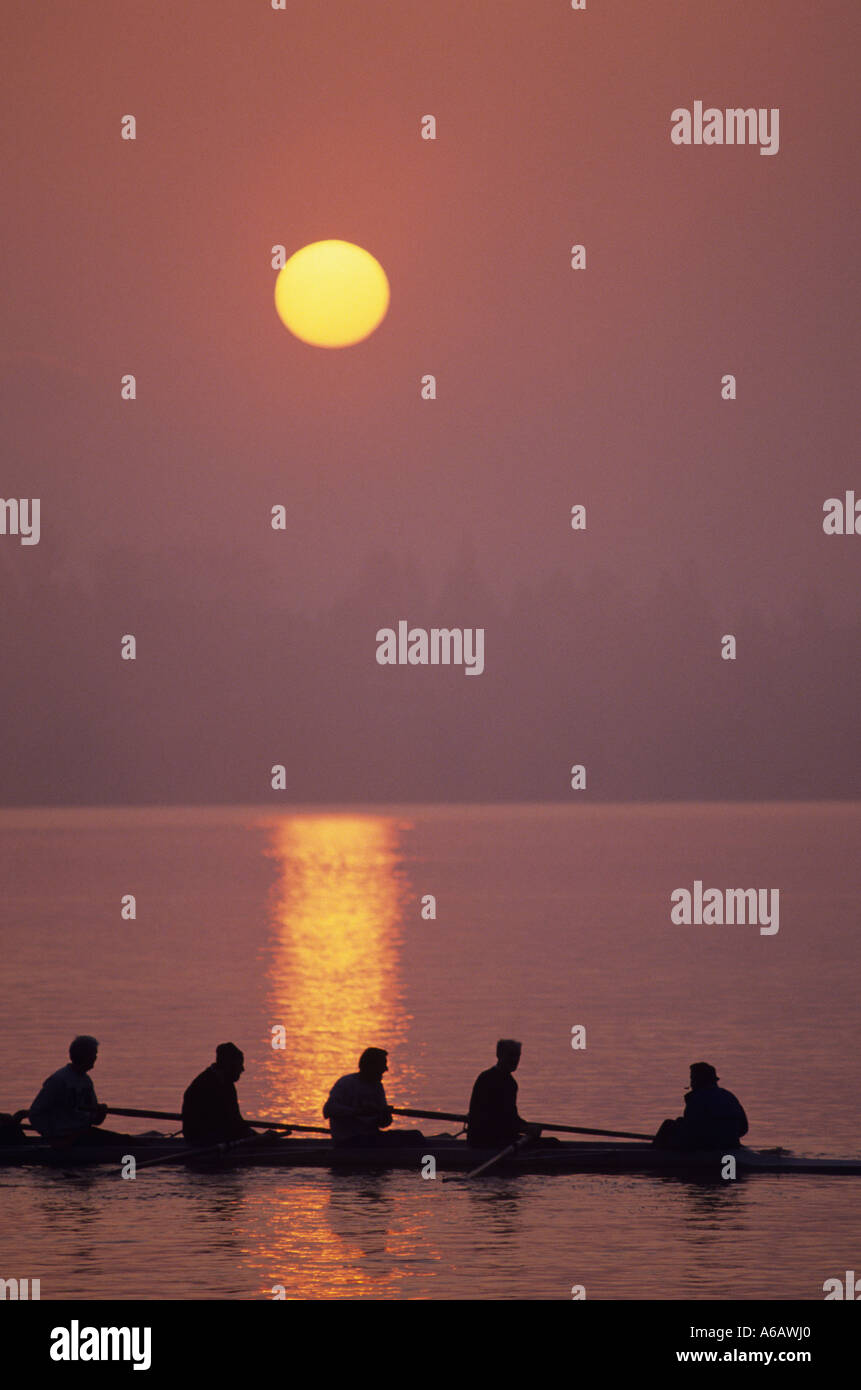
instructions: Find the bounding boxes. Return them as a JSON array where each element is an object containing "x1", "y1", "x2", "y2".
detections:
[
  {"x1": 182, "y1": 1042, "x2": 273, "y2": 1146},
  {"x1": 467, "y1": 1039, "x2": 530, "y2": 1148},
  {"x1": 654, "y1": 1062, "x2": 748, "y2": 1150}
]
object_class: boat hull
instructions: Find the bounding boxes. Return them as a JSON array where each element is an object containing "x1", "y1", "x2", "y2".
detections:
[{"x1": 3, "y1": 1136, "x2": 860, "y2": 1176}]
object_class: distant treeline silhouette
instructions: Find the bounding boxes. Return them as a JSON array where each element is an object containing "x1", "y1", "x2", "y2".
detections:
[{"x1": 1, "y1": 540, "x2": 859, "y2": 803}]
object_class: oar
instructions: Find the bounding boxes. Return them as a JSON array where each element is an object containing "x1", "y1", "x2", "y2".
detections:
[
  {"x1": 443, "y1": 1134, "x2": 532, "y2": 1182},
  {"x1": 105, "y1": 1106, "x2": 328, "y2": 1135},
  {"x1": 391, "y1": 1107, "x2": 653, "y2": 1142},
  {"x1": 56, "y1": 1134, "x2": 278, "y2": 1181},
  {"x1": 131, "y1": 1136, "x2": 262, "y2": 1171}
]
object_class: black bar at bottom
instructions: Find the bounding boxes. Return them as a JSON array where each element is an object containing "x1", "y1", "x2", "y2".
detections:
[{"x1": 8, "y1": 1299, "x2": 856, "y2": 1375}]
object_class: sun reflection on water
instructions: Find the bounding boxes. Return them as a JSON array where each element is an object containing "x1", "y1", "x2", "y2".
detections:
[
  {"x1": 234, "y1": 812, "x2": 443, "y2": 1297},
  {"x1": 260, "y1": 813, "x2": 417, "y2": 1125}
]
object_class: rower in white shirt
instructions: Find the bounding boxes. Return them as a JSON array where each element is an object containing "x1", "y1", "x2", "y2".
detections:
[
  {"x1": 28, "y1": 1035, "x2": 126, "y2": 1146},
  {"x1": 323, "y1": 1048, "x2": 424, "y2": 1147}
]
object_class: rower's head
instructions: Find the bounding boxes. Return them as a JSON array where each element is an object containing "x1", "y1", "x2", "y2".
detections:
[
  {"x1": 358, "y1": 1047, "x2": 388, "y2": 1083},
  {"x1": 69, "y1": 1035, "x2": 99, "y2": 1072},
  {"x1": 496, "y1": 1039, "x2": 522, "y2": 1073},
  {"x1": 215, "y1": 1042, "x2": 245, "y2": 1082},
  {"x1": 689, "y1": 1062, "x2": 719, "y2": 1089}
]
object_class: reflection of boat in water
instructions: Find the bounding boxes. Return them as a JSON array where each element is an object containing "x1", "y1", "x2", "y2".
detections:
[{"x1": 5, "y1": 1136, "x2": 861, "y2": 1176}]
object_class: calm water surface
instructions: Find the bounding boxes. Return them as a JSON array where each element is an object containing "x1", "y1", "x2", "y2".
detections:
[{"x1": 2, "y1": 803, "x2": 859, "y2": 1300}]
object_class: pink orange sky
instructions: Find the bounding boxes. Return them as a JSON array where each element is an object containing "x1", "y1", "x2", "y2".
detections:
[{"x1": 2, "y1": 1, "x2": 859, "y2": 803}]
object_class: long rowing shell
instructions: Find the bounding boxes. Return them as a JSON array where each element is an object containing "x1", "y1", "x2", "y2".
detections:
[{"x1": 2, "y1": 1137, "x2": 861, "y2": 1176}]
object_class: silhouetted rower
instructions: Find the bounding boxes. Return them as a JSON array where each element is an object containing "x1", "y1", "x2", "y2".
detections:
[
  {"x1": 324, "y1": 1048, "x2": 423, "y2": 1147},
  {"x1": 467, "y1": 1039, "x2": 529, "y2": 1148},
  {"x1": 654, "y1": 1062, "x2": 749, "y2": 1150},
  {"x1": 182, "y1": 1042, "x2": 259, "y2": 1146},
  {"x1": 29, "y1": 1035, "x2": 128, "y2": 1146}
]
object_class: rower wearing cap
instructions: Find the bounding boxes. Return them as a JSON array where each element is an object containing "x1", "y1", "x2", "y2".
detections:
[
  {"x1": 182, "y1": 1043, "x2": 272, "y2": 1146},
  {"x1": 654, "y1": 1062, "x2": 748, "y2": 1150}
]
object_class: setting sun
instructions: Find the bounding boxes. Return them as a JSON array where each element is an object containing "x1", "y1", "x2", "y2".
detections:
[{"x1": 274, "y1": 239, "x2": 390, "y2": 348}]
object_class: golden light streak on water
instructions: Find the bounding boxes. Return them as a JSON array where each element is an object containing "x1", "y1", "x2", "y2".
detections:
[
  {"x1": 260, "y1": 813, "x2": 416, "y2": 1126},
  {"x1": 239, "y1": 813, "x2": 437, "y2": 1297}
]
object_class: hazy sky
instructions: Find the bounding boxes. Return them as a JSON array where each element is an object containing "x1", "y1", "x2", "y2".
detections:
[{"x1": 3, "y1": 1, "x2": 859, "y2": 803}]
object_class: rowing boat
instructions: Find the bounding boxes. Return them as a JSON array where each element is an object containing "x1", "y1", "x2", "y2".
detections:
[{"x1": 3, "y1": 1136, "x2": 860, "y2": 1176}]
